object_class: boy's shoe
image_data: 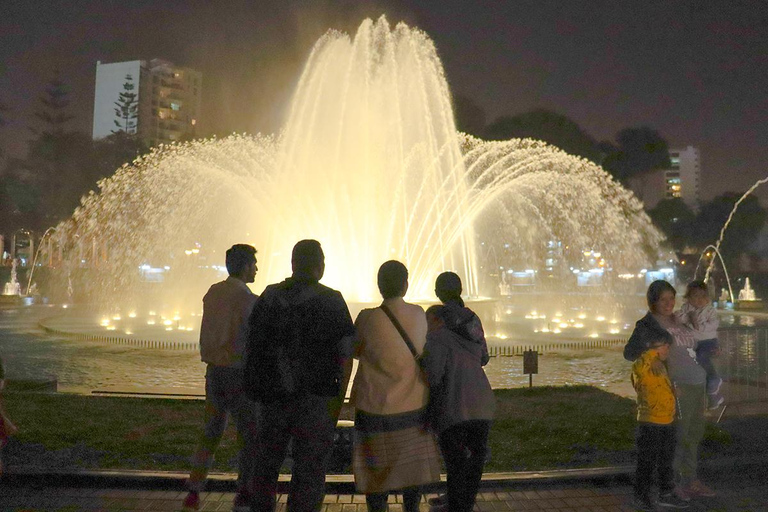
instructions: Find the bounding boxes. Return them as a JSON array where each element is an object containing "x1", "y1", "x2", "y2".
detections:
[
  {"x1": 686, "y1": 480, "x2": 716, "y2": 497},
  {"x1": 232, "y1": 492, "x2": 251, "y2": 512},
  {"x1": 631, "y1": 495, "x2": 654, "y2": 511},
  {"x1": 707, "y1": 395, "x2": 725, "y2": 410},
  {"x1": 182, "y1": 491, "x2": 200, "y2": 511},
  {"x1": 657, "y1": 493, "x2": 690, "y2": 509}
]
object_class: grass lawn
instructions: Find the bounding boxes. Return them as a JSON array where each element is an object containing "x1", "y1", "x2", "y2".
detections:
[{"x1": 1, "y1": 386, "x2": 736, "y2": 473}]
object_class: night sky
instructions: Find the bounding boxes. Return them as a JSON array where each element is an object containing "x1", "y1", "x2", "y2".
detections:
[{"x1": 1, "y1": 0, "x2": 766, "y2": 202}]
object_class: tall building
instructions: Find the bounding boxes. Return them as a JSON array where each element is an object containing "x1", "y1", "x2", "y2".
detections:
[
  {"x1": 667, "y1": 146, "x2": 701, "y2": 211},
  {"x1": 92, "y1": 59, "x2": 202, "y2": 147},
  {"x1": 627, "y1": 146, "x2": 701, "y2": 211}
]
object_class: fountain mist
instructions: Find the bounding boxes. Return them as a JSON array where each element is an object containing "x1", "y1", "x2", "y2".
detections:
[{"x1": 51, "y1": 17, "x2": 663, "y2": 315}]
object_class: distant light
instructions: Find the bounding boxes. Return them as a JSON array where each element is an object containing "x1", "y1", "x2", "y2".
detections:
[{"x1": 589, "y1": 333, "x2": 599, "y2": 338}]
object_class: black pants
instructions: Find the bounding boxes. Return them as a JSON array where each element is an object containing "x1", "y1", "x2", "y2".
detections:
[
  {"x1": 438, "y1": 420, "x2": 491, "y2": 512},
  {"x1": 366, "y1": 487, "x2": 421, "y2": 512},
  {"x1": 249, "y1": 395, "x2": 337, "y2": 512},
  {"x1": 635, "y1": 422, "x2": 675, "y2": 500}
]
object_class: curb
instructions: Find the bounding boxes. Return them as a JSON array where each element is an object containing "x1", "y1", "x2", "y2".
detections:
[
  {"x1": 5, "y1": 456, "x2": 767, "y2": 492},
  {"x1": 0, "y1": 466, "x2": 635, "y2": 493}
]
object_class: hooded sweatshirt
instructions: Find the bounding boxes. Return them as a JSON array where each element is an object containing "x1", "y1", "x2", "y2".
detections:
[
  {"x1": 631, "y1": 347, "x2": 675, "y2": 424},
  {"x1": 422, "y1": 305, "x2": 495, "y2": 434}
]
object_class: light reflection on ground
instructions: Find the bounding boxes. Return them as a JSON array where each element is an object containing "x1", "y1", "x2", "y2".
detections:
[{"x1": 1, "y1": 305, "x2": 763, "y2": 399}]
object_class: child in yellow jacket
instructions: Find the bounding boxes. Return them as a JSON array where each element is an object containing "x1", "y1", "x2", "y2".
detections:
[{"x1": 631, "y1": 339, "x2": 688, "y2": 510}]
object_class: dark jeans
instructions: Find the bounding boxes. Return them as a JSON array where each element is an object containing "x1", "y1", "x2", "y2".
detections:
[
  {"x1": 438, "y1": 420, "x2": 491, "y2": 512},
  {"x1": 635, "y1": 422, "x2": 675, "y2": 500},
  {"x1": 249, "y1": 395, "x2": 338, "y2": 512},
  {"x1": 188, "y1": 365, "x2": 260, "y2": 493},
  {"x1": 695, "y1": 339, "x2": 721, "y2": 395},
  {"x1": 366, "y1": 487, "x2": 421, "y2": 512}
]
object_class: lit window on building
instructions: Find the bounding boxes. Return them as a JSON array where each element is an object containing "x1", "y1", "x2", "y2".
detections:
[{"x1": 171, "y1": 102, "x2": 180, "y2": 111}]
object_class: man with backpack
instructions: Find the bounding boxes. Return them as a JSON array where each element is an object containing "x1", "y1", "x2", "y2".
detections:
[{"x1": 245, "y1": 239, "x2": 355, "y2": 512}]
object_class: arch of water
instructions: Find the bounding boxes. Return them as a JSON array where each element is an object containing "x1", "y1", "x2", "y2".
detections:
[{"x1": 49, "y1": 17, "x2": 663, "y2": 316}]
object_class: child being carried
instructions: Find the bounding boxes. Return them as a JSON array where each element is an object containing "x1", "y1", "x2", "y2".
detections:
[{"x1": 678, "y1": 280, "x2": 724, "y2": 409}]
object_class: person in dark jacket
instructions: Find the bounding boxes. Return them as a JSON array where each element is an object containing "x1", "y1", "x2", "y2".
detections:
[
  {"x1": 434, "y1": 272, "x2": 489, "y2": 366},
  {"x1": 422, "y1": 304, "x2": 495, "y2": 512}
]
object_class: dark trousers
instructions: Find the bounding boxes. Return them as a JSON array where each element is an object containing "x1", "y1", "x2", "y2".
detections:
[
  {"x1": 366, "y1": 487, "x2": 421, "y2": 512},
  {"x1": 635, "y1": 422, "x2": 675, "y2": 500},
  {"x1": 249, "y1": 395, "x2": 337, "y2": 512},
  {"x1": 438, "y1": 420, "x2": 491, "y2": 512},
  {"x1": 695, "y1": 339, "x2": 721, "y2": 394}
]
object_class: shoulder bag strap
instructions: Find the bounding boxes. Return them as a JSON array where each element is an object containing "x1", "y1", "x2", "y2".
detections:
[{"x1": 380, "y1": 304, "x2": 420, "y2": 360}]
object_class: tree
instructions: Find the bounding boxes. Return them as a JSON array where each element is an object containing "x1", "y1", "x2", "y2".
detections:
[
  {"x1": 647, "y1": 198, "x2": 696, "y2": 252},
  {"x1": 602, "y1": 127, "x2": 670, "y2": 183},
  {"x1": 21, "y1": 75, "x2": 94, "y2": 229},
  {"x1": 113, "y1": 74, "x2": 138, "y2": 134},
  {"x1": 31, "y1": 77, "x2": 74, "y2": 138},
  {"x1": 452, "y1": 94, "x2": 486, "y2": 137},
  {"x1": 483, "y1": 109, "x2": 602, "y2": 163}
]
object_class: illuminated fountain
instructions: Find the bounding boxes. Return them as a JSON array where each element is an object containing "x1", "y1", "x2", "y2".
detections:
[
  {"x1": 50, "y1": 17, "x2": 662, "y2": 333},
  {"x1": 737, "y1": 277, "x2": 763, "y2": 310},
  {"x1": 2, "y1": 259, "x2": 21, "y2": 296}
]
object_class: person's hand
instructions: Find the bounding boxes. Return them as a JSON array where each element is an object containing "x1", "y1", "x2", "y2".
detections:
[{"x1": 651, "y1": 359, "x2": 665, "y2": 376}]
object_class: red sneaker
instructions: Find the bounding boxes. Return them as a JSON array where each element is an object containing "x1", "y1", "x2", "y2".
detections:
[
  {"x1": 182, "y1": 491, "x2": 200, "y2": 511},
  {"x1": 687, "y1": 480, "x2": 716, "y2": 498}
]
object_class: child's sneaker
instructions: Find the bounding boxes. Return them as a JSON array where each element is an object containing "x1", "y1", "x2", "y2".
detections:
[
  {"x1": 708, "y1": 395, "x2": 725, "y2": 410},
  {"x1": 657, "y1": 492, "x2": 690, "y2": 508},
  {"x1": 182, "y1": 491, "x2": 200, "y2": 511}
]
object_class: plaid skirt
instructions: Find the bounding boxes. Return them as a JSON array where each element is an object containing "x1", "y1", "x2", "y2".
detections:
[{"x1": 352, "y1": 408, "x2": 441, "y2": 493}]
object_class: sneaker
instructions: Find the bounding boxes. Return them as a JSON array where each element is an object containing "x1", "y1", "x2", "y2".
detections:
[
  {"x1": 657, "y1": 492, "x2": 689, "y2": 509},
  {"x1": 672, "y1": 486, "x2": 691, "y2": 502},
  {"x1": 708, "y1": 395, "x2": 725, "y2": 410},
  {"x1": 631, "y1": 495, "x2": 654, "y2": 511},
  {"x1": 232, "y1": 492, "x2": 251, "y2": 512},
  {"x1": 687, "y1": 480, "x2": 716, "y2": 497},
  {"x1": 428, "y1": 494, "x2": 446, "y2": 506},
  {"x1": 182, "y1": 491, "x2": 200, "y2": 511}
]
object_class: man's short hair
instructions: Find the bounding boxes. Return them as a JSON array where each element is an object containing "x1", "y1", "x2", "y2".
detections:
[
  {"x1": 378, "y1": 260, "x2": 408, "y2": 299},
  {"x1": 291, "y1": 239, "x2": 324, "y2": 275},
  {"x1": 226, "y1": 244, "x2": 257, "y2": 276}
]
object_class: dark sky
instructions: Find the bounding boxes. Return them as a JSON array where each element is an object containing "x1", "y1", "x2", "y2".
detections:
[{"x1": 1, "y1": 0, "x2": 766, "y2": 202}]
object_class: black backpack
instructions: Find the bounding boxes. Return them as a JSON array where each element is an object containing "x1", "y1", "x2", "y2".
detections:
[{"x1": 245, "y1": 284, "x2": 318, "y2": 402}]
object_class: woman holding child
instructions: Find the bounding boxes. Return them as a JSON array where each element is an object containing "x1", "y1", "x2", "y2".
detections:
[{"x1": 624, "y1": 280, "x2": 716, "y2": 509}]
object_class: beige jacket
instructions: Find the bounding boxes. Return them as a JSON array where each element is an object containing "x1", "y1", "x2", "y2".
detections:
[
  {"x1": 351, "y1": 297, "x2": 428, "y2": 415},
  {"x1": 199, "y1": 277, "x2": 257, "y2": 368}
]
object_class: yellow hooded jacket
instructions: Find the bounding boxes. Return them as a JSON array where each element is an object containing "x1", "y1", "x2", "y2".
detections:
[{"x1": 631, "y1": 348, "x2": 675, "y2": 424}]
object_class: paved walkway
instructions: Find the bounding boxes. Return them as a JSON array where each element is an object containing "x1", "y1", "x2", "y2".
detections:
[{"x1": 1, "y1": 474, "x2": 767, "y2": 512}]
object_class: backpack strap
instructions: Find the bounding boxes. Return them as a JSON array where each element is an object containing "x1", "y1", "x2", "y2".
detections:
[{"x1": 380, "y1": 304, "x2": 420, "y2": 360}]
